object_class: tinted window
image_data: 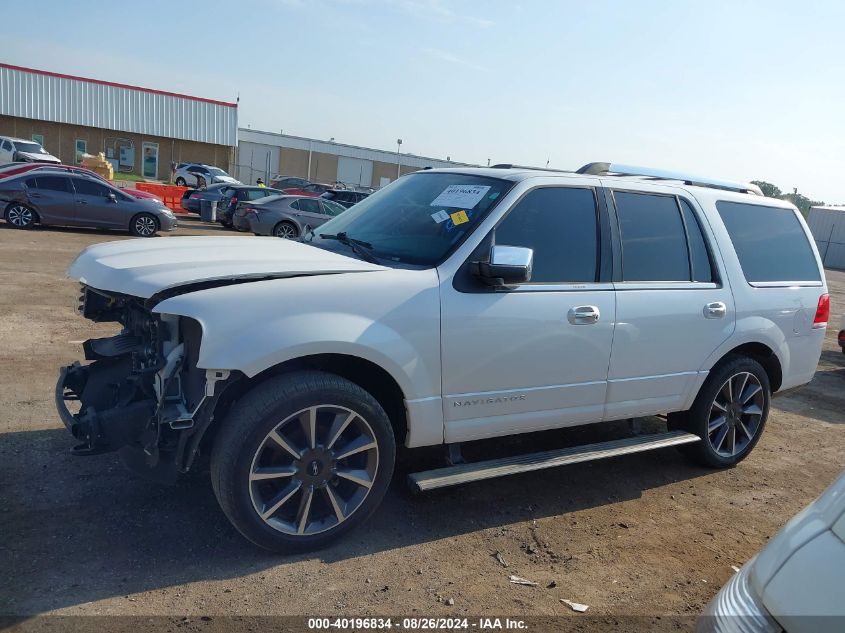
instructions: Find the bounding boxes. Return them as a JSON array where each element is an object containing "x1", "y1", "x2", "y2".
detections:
[
  {"x1": 298, "y1": 198, "x2": 322, "y2": 214},
  {"x1": 494, "y1": 187, "x2": 599, "y2": 283},
  {"x1": 33, "y1": 176, "x2": 71, "y2": 193},
  {"x1": 2, "y1": 140, "x2": 12, "y2": 151},
  {"x1": 680, "y1": 199, "x2": 714, "y2": 283},
  {"x1": 615, "y1": 191, "x2": 689, "y2": 282},
  {"x1": 322, "y1": 200, "x2": 345, "y2": 216},
  {"x1": 72, "y1": 178, "x2": 112, "y2": 197},
  {"x1": 717, "y1": 201, "x2": 820, "y2": 282}
]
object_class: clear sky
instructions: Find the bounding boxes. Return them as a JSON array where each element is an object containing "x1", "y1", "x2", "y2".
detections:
[{"x1": 4, "y1": 0, "x2": 844, "y2": 201}]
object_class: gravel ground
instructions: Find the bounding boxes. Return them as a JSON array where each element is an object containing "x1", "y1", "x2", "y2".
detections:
[{"x1": 1, "y1": 216, "x2": 843, "y2": 628}]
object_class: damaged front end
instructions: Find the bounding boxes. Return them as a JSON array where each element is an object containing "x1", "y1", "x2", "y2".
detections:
[{"x1": 56, "y1": 285, "x2": 238, "y2": 482}]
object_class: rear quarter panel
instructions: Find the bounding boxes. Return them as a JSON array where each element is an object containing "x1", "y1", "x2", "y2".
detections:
[{"x1": 691, "y1": 189, "x2": 827, "y2": 391}]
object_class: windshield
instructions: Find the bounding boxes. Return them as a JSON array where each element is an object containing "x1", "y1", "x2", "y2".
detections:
[
  {"x1": 304, "y1": 172, "x2": 513, "y2": 266},
  {"x1": 14, "y1": 142, "x2": 47, "y2": 154},
  {"x1": 207, "y1": 167, "x2": 229, "y2": 176}
]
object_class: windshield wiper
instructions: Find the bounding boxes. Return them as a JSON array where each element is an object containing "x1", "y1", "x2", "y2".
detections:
[{"x1": 319, "y1": 232, "x2": 380, "y2": 264}]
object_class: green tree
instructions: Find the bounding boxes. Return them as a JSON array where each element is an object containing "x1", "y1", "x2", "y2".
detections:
[{"x1": 751, "y1": 180, "x2": 782, "y2": 198}]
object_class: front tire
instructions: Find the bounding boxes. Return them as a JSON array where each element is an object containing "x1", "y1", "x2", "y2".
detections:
[
  {"x1": 670, "y1": 355, "x2": 770, "y2": 468},
  {"x1": 130, "y1": 213, "x2": 159, "y2": 237},
  {"x1": 5, "y1": 204, "x2": 38, "y2": 229},
  {"x1": 210, "y1": 371, "x2": 396, "y2": 552}
]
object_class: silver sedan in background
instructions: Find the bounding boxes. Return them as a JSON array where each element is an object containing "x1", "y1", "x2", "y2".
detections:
[{"x1": 235, "y1": 194, "x2": 346, "y2": 238}]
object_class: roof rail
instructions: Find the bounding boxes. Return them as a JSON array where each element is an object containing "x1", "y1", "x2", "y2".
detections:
[
  {"x1": 576, "y1": 162, "x2": 763, "y2": 196},
  {"x1": 491, "y1": 163, "x2": 572, "y2": 174}
]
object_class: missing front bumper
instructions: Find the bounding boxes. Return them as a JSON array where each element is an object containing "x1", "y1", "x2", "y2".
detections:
[{"x1": 55, "y1": 360, "x2": 156, "y2": 455}]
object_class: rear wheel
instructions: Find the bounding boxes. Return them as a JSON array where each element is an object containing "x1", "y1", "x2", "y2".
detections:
[
  {"x1": 274, "y1": 222, "x2": 299, "y2": 239},
  {"x1": 5, "y1": 204, "x2": 37, "y2": 229},
  {"x1": 669, "y1": 355, "x2": 770, "y2": 468},
  {"x1": 210, "y1": 371, "x2": 395, "y2": 552},
  {"x1": 130, "y1": 213, "x2": 159, "y2": 237}
]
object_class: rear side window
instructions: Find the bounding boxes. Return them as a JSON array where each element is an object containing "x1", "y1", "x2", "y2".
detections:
[
  {"x1": 615, "y1": 192, "x2": 690, "y2": 282},
  {"x1": 34, "y1": 176, "x2": 72, "y2": 193},
  {"x1": 495, "y1": 187, "x2": 599, "y2": 283},
  {"x1": 298, "y1": 198, "x2": 322, "y2": 214},
  {"x1": 716, "y1": 201, "x2": 820, "y2": 283}
]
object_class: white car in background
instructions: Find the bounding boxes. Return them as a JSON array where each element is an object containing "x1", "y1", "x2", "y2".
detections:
[
  {"x1": 0, "y1": 136, "x2": 61, "y2": 164},
  {"x1": 700, "y1": 470, "x2": 845, "y2": 632},
  {"x1": 174, "y1": 163, "x2": 240, "y2": 188}
]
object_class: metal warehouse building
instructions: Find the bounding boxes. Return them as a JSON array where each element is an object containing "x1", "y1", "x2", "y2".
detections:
[
  {"x1": 808, "y1": 205, "x2": 845, "y2": 270},
  {"x1": 237, "y1": 129, "x2": 473, "y2": 190},
  {"x1": 0, "y1": 63, "x2": 238, "y2": 180}
]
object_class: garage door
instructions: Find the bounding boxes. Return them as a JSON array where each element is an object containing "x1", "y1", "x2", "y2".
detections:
[
  {"x1": 237, "y1": 142, "x2": 280, "y2": 185},
  {"x1": 337, "y1": 156, "x2": 373, "y2": 188}
]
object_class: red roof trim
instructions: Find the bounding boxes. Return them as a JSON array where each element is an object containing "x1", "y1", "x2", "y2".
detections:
[{"x1": 0, "y1": 63, "x2": 238, "y2": 108}]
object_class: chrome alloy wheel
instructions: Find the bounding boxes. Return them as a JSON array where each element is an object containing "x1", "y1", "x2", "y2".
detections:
[
  {"x1": 134, "y1": 215, "x2": 157, "y2": 236},
  {"x1": 275, "y1": 223, "x2": 297, "y2": 239},
  {"x1": 7, "y1": 205, "x2": 34, "y2": 227},
  {"x1": 248, "y1": 405, "x2": 379, "y2": 536},
  {"x1": 707, "y1": 372, "x2": 765, "y2": 458}
]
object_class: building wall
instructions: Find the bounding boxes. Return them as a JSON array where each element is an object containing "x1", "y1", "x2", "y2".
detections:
[
  {"x1": 0, "y1": 115, "x2": 234, "y2": 181},
  {"x1": 0, "y1": 63, "x2": 237, "y2": 146},
  {"x1": 237, "y1": 128, "x2": 474, "y2": 189}
]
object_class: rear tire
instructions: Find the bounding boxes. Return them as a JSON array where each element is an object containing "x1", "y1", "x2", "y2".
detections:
[
  {"x1": 130, "y1": 213, "x2": 159, "y2": 237},
  {"x1": 669, "y1": 355, "x2": 770, "y2": 468},
  {"x1": 274, "y1": 221, "x2": 299, "y2": 239},
  {"x1": 5, "y1": 204, "x2": 38, "y2": 229},
  {"x1": 210, "y1": 371, "x2": 395, "y2": 552}
]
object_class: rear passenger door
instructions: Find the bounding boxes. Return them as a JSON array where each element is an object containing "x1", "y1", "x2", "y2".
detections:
[
  {"x1": 291, "y1": 198, "x2": 325, "y2": 228},
  {"x1": 603, "y1": 185, "x2": 735, "y2": 420},
  {"x1": 24, "y1": 175, "x2": 75, "y2": 225}
]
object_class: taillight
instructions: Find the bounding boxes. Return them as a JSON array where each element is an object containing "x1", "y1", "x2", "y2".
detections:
[
  {"x1": 243, "y1": 206, "x2": 258, "y2": 216},
  {"x1": 813, "y1": 293, "x2": 830, "y2": 328}
]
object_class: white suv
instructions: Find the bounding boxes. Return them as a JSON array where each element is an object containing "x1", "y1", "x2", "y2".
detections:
[{"x1": 56, "y1": 163, "x2": 829, "y2": 551}]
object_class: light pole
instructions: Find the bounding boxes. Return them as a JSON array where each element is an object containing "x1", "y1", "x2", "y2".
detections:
[{"x1": 396, "y1": 138, "x2": 403, "y2": 179}]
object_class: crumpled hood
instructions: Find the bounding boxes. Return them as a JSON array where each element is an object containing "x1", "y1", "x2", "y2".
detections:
[
  {"x1": 17, "y1": 151, "x2": 61, "y2": 163},
  {"x1": 68, "y1": 236, "x2": 386, "y2": 298}
]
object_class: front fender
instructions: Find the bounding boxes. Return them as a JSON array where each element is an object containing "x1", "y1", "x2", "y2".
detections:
[{"x1": 152, "y1": 270, "x2": 442, "y2": 402}]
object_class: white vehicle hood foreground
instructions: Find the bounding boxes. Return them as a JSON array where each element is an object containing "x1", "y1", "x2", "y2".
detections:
[{"x1": 67, "y1": 236, "x2": 386, "y2": 298}]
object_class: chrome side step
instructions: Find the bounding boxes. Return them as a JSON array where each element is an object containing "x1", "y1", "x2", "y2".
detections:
[{"x1": 408, "y1": 431, "x2": 701, "y2": 492}]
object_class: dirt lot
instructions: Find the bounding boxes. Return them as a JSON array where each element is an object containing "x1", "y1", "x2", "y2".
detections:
[{"x1": 1, "y1": 217, "x2": 844, "y2": 627}]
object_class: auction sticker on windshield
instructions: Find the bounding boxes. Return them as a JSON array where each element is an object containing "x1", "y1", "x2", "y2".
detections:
[{"x1": 430, "y1": 184, "x2": 491, "y2": 209}]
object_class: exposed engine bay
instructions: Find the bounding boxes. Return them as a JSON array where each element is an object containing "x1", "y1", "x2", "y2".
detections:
[{"x1": 55, "y1": 285, "x2": 238, "y2": 482}]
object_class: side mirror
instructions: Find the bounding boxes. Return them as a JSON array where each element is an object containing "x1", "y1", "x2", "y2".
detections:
[
  {"x1": 107, "y1": 192, "x2": 117, "y2": 202},
  {"x1": 474, "y1": 245, "x2": 533, "y2": 287}
]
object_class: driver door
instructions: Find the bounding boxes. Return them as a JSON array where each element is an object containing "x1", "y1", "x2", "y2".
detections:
[
  {"x1": 70, "y1": 176, "x2": 125, "y2": 228},
  {"x1": 439, "y1": 182, "x2": 616, "y2": 443}
]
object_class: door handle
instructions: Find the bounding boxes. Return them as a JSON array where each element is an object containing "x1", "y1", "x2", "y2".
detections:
[
  {"x1": 568, "y1": 305, "x2": 600, "y2": 325},
  {"x1": 703, "y1": 301, "x2": 727, "y2": 319},
  {"x1": 77, "y1": 200, "x2": 88, "y2": 205}
]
